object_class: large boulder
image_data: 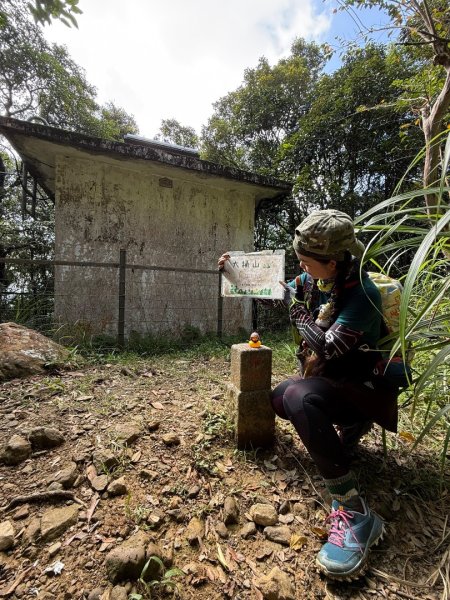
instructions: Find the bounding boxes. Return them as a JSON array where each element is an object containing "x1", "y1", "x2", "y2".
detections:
[{"x1": 0, "y1": 322, "x2": 69, "y2": 381}]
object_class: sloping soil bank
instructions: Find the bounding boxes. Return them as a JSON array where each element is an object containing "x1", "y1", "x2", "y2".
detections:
[{"x1": 0, "y1": 354, "x2": 448, "y2": 599}]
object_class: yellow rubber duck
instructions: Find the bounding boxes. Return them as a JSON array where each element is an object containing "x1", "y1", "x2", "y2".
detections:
[{"x1": 248, "y1": 331, "x2": 262, "y2": 348}]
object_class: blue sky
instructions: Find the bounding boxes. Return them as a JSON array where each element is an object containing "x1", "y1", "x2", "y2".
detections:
[{"x1": 43, "y1": 0, "x2": 391, "y2": 139}]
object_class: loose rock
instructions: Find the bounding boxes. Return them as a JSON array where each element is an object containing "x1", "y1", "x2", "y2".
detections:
[
  {"x1": 28, "y1": 427, "x2": 65, "y2": 450},
  {"x1": 0, "y1": 434, "x2": 32, "y2": 465},
  {"x1": 187, "y1": 485, "x2": 200, "y2": 498},
  {"x1": 40, "y1": 503, "x2": 79, "y2": 542},
  {"x1": 113, "y1": 423, "x2": 142, "y2": 445},
  {"x1": 161, "y1": 432, "x2": 180, "y2": 446},
  {"x1": 105, "y1": 530, "x2": 150, "y2": 584},
  {"x1": 185, "y1": 516, "x2": 205, "y2": 545},
  {"x1": 111, "y1": 585, "x2": 128, "y2": 600},
  {"x1": 249, "y1": 503, "x2": 278, "y2": 526},
  {"x1": 47, "y1": 541, "x2": 62, "y2": 557},
  {"x1": 108, "y1": 476, "x2": 128, "y2": 497},
  {"x1": 91, "y1": 474, "x2": 109, "y2": 492},
  {"x1": 0, "y1": 322, "x2": 69, "y2": 381},
  {"x1": 255, "y1": 566, "x2": 296, "y2": 600},
  {"x1": 12, "y1": 504, "x2": 30, "y2": 520},
  {"x1": 139, "y1": 469, "x2": 158, "y2": 481},
  {"x1": 240, "y1": 522, "x2": 257, "y2": 539},
  {"x1": 23, "y1": 517, "x2": 41, "y2": 543},
  {"x1": 0, "y1": 520, "x2": 15, "y2": 551},
  {"x1": 223, "y1": 495, "x2": 239, "y2": 525},
  {"x1": 92, "y1": 450, "x2": 119, "y2": 472},
  {"x1": 215, "y1": 521, "x2": 229, "y2": 539},
  {"x1": 51, "y1": 462, "x2": 78, "y2": 489},
  {"x1": 264, "y1": 525, "x2": 291, "y2": 546}
]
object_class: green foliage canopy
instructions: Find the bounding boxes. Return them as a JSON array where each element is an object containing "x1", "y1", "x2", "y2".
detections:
[
  {"x1": 155, "y1": 118, "x2": 199, "y2": 149},
  {"x1": 339, "y1": 0, "x2": 450, "y2": 212},
  {"x1": 0, "y1": 0, "x2": 82, "y2": 28},
  {"x1": 201, "y1": 38, "x2": 330, "y2": 175}
]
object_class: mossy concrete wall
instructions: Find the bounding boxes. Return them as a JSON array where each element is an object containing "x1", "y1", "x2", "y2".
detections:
[{"x1": 54, "y1": 154, "x2": 255, "y2": 337}]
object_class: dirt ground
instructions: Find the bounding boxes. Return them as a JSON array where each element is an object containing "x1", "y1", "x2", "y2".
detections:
[{"x1": 0, "y1": 353, "x2": 449, "y2": 600}]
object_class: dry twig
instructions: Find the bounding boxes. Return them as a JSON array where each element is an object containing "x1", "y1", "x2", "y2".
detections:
[
  {"x1": 370, "y1": 567, "x2": 432, "y2": 589},
  {"x1": 1, "y1": 490, "x2": 87, "y2": 513},
  {"x1": 0, "y1": 566, "x2": 33, "y2": 597}
]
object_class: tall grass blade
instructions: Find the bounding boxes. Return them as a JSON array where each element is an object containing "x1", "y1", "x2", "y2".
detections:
[{"x1": 412, "y1": 404, "x2": 450, "y2": 450}]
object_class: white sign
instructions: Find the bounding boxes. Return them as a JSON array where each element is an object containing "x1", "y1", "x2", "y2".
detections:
[{"x1": 221, "y1": 250, "x2": 285, "y2": 300}]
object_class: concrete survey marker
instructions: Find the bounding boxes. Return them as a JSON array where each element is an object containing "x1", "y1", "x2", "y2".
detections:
[{"x1": 227, "y1": 343, "x2": 275, "y2": 449}]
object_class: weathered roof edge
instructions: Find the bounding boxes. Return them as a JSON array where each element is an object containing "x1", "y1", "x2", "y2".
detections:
[{"x1": 0, "y1": 117, "x2": 292, "y2": 192}]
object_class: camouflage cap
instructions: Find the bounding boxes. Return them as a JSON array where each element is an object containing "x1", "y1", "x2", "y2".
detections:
[{"x1": 293, "y1": 209, "x2": 365, "y2": 261}]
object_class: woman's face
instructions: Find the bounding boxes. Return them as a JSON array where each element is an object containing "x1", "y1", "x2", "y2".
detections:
[{"x1": 296, "y1": 253, "x2": 337, "y2": 280}]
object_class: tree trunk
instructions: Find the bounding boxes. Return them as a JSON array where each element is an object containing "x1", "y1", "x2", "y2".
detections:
[{"x1": 422, "y1": 66, "x2": 450, "y2": 216}]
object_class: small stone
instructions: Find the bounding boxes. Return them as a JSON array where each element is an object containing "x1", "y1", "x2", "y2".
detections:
[
  {"x1": 113, "y1": 423, "x2": 142, "y2": 445},
  {"x1": 249, "y1": 503, "x2": 278, "y2": 526},
  {"x1": 12, "y1": 504, "x2": 30, "y2": 520},
  {"x1": 139, "y1": 469, "x2": 157, "y2": 481},
  {"x1": 47, "y1": 541, "x2": 62, "y2": 557},
  {"x1": 167, "y1": 509, "x2": 185, "y2": 522},
  {"x1": 263, "y1": 525, "x2": 291, "y2": 546},
  {"x1": 91, "y1": 474, "x2": 109, "y2": 492},
  {"x1": 40, "y1": 504, "x2": 79, "y2": 542},
  {"x1": 161, "y1": 433, "x2": 180, "y2": 446},
  {"x1": 223, "y1": 496, "x2": 239, "y2": 525},
  {"x1": 278, "y1": 513, "x2": 294, "y2": 525},
  {"x1": 108, "y1": 476, "x2": 127, "y2": 497},
  {"x1": 28, "y1": 427, "x2": 65, "y2": 450},
  {"x1": 0, "y1": 434, "x2": 32, "y2": 465},
  {"x1": 72, "y1": 450, "x2": 90, "y2": 464},
  {"x1": 111, "y1": 585, "x2": 128, "y2": 600},
  {"x1": 92, "y1": 450, "x2": 119, "y2": 472},
  {"x1": 147, "y1": 420, "x2": 160, "y2": 432},
  {"x1": 161, "y1": 542, "x2": 174, "y2": 567},
  {"x1": 23, "y1": 517, "x2": 41, "y2": 543},
  {"x1": 279, "y1": 500, "x2": 291, "y2": 515},
  {"x1": 215, "y1": 522, "x2": 229, "y2": 539},
  {"x1": 185, "y1": 516, "x2": 205, "y2": 545},
  {"x1": 87, "y1": 588, "x2": 103, "y2": 600},
  {"x1": 51, "y1": 462, "x2": 78, "y2": 489},
  {"x1": 105, "y1": 530, "x2": 150, "y2": 584},
  {"x1": 255, "y1": 566, "x2": 296, "y2": 600},
  {"x1": 0, "y1": 520, "x2": 15, "y2": 551},
  {"x1": 47, "y1": 482, "x2": 64, "y2": 492},
  {"x1": 187, "y1": 485, "x2": 200, "y2": 498},
  {"x1": 146, "y1": 510, "x2": 164, "y2": 529},
  {"x1": 240, "y1": 522, "x2": 257, "y2": 539},
  {"x1": 292, "y1": 502, "x2": 309, "y2": 519}
]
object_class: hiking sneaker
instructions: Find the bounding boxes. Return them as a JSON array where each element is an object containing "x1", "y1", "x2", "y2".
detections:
[
  {"x1": 337, "y1": 421, "x2": 373, "y2": 457},
  {"x1": 316, "y1": 498, "x2": 384, "y2": 580}
]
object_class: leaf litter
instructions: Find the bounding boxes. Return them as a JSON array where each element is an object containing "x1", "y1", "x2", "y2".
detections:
[{"x1": 0, "y1": 355, "x2": 448, "y2": 599}]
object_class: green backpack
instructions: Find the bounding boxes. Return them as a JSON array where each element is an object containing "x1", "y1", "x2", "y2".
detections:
[{"x1": 367, "y1": 272, "x2": 413, "y2": 387}]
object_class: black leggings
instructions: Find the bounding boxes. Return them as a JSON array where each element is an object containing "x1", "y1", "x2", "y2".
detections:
[{"x1": 271, "y1": 376, "x2": 370, "y2": 479}]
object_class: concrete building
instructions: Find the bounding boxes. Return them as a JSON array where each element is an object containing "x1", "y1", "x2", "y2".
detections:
[{"x1": 0, "y1": 117, "x2": 291, "y2": 338}]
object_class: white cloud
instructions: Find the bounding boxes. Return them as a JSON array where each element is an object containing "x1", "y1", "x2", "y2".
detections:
[{"x1": 44, "y1": 0, "x2": 331, "y2": 137}]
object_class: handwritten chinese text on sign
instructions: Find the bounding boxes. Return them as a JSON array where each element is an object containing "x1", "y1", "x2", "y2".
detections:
[{"x1": 221, "y1": 250, "x2": 285, "y2": 300}]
